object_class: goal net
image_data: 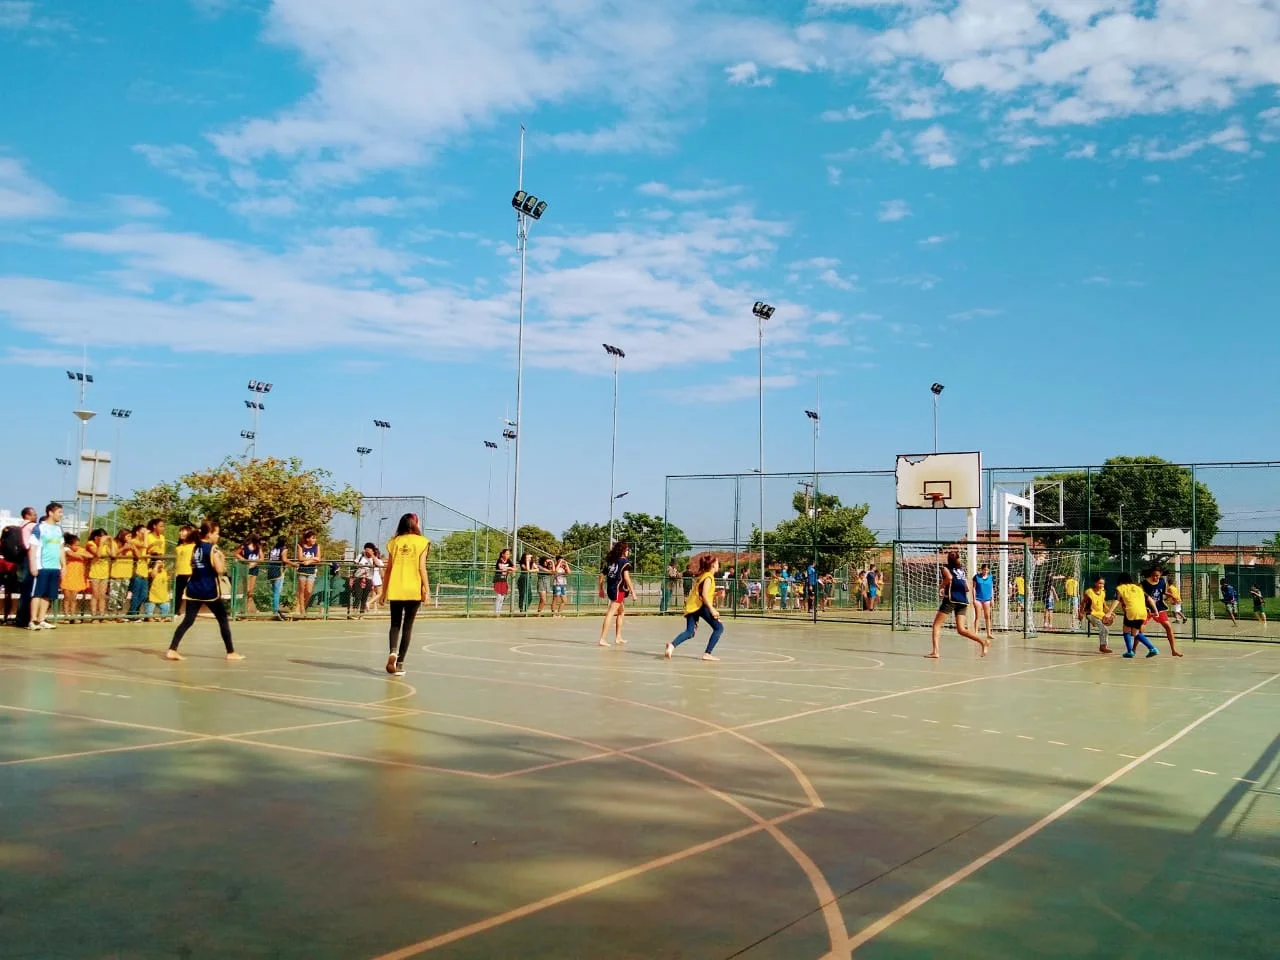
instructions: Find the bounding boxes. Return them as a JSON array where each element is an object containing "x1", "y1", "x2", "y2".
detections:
[{"x1": 893, "y1": 542, "x2": 1083, "y2": 634}]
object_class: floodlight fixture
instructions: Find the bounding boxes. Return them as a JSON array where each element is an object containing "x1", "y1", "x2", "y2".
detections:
[
  {"x1": 805, "y1": 409, "x2": 821, "y2": 421},
  {"x1": 240, "y1": 430, "x2": 256, "y2": 440},
  {"x1": 614, "y1": 491, "x2": 629, "y2": 500},
  {"x1": 930, "y1": 382, "x2": 945, "y2": 396},
  {"x1": 752, "y1": 301, "x2": 775, "y2": 320},
  {"x1": 373, "y1": 419, "x2": 391, "y2": 429},
  {"x1": 66, "y1": 370, "x2": 94, "y2": 383},
  {"x1": 111, "y1": 409, "x2": 132, "y2": 419},
  {"x1": 356, "y1": 446, "x2": 373, "y2": 455},
  {"x1": 247, "y1": 380, "x2": 273, "y2": 394},
  {"x1": 484, "y1": 440, "x2": 498, "y2": 450},
  {"x1": 245, "y1": 400, "x2": 264, "y2": 410},
  {"x1": 502, "y1": 428, "x2": 517, "y2": 441},
  {"x1": 55, "y1": 457, "x2": 72, "y2": 467},
  {"x1": 511, "y1": 190, "x2": 547, "y2": 220},
  {"x1": 602, "y1": 343, "x2": 626, "y2": 359}
]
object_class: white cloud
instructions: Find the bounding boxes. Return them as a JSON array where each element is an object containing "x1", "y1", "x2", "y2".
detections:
[
  {"x1": 1065, "y1": 142, "x2": 1097, "y2": 159},
  {"x1": 230, "y1": 195, "x2": 300, "y2": 218},
  {"x1": 918, "y1": 233, "x2": 951, "y2": 246},
  {"x1": 726, "y1": 61, "x2": 775, "y2": 87},
  {"x1": 1120, "y1": 122, "x2": 1253, "y2": 162},
  {"x1": 877, "y1": 198, "x2": 911, "y2": 222},
  {"x1": 1143, "y1": 173, "x2": 1161, "y2": 184},
  {"x1": 820, "y1": 104, "x2": 874, "y2": 122},
  {"x1": 679, "y1": 374, "x2": 798, "y2": 403},
  {"x1": 913, "y1": 124, "x2": 957, "y2": 168},
  {"x1": 109, "y1": 195, "x2": 169, "y2": 219},
  {"x1": 1082, "y1": 275, "x2": 1110, "y2": 285},
  {"x1": 871, "y1": 129, "x2": 907, "y2": 163},
  {"x1": 543, "y1": 120, "x2": 680, "y2": 155},
  {"x1": 1260, "y1": 105, "x2": 1280, "y2": 142},
  {"x1": 0, "y1": 1, "x2": 70, "y2": 34},
  {"x1": 0, "y1": 156, "x2": 62, "y2": 219},
  {"x1": 826, "y1": 165, "x2": 842, "y2": 185},
  {"x1": 947, "y1": 307, "x2": 1001, "y2": 321},
  {"x1": 637, "y1": 181, "x2": 743, "y2": 203}
]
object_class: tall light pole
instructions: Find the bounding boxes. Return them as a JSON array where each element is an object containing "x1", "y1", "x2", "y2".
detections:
[
  {"x1": 373, "y1": 419, "x2": 392, "y2": 495},
  {"x1": 67, "y1": 367, "x2": 95, "y2": 526},
  {"x1": 240, "y1": 429, "x2": 256, "y2": 457},
  {"x1": 246, "y1": 379, "x2": 271, "y2": 456},
  {"x1": 509, "y1": 125, "x2": 548, "y2": 566},
  {"x1": 753, "y1": 301, "x2": 775, "y2": 580},
  {"x1": 56, "y1": 457, "x2": 72, "y2": 503},
  {"x1": 502, "y1": 425, "x2": 517, "y2": 540},
  {"x1": 930, "y1": 382, "x2": 944, "y2": 453},
  {"x1": 805, "y1": 409, "x2": 821, "y2": 623},
  {"x1": 355, "y1": 445, "x2": 373, "y2": 554},
  {"x1": 483, "y1": 440, "x2": 499, "y2": 530},
  {"x1": 110, "y1": 408, "x2": 132, "y2": 501},
  {"x1": 603, "y1": 343, "x2": 626, "y2": 544}
]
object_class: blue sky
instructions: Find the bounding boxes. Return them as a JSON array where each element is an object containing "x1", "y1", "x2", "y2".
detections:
[{"x1": 2, "y1": 0, "x2": 1279, "y2": 539}]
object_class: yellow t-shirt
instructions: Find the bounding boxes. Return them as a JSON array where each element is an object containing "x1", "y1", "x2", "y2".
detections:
[
  {"x1": 147, "y1": 532, "x2": 165, "y2": 559},
  {"x1": 88, "y1": 540, "x2": 112, "y2": 580},
  {"x1": 684, "y1": 572, "x2": 716, "y2": 614},
  {"x1": 174, "y1": 542, "x2": 195, "y2": 577},
  {"x1": 1165, "y1": 583, "x2": 1181, "y2": 604},
  {"x1": 149, "y1": 568, "x2": 171, "y2": 604},
  {"x1": 110, "y1": 541, "x2": 133, "y2": 580},
  {"x1": 1116, "y1": 583, "x2": 1149, "y2": 620},
  {"x1": 384, "y1": 534, "x2": 430, "y2": 601},
  {"x1": 1083, "y1": 586, "x2": 1107, "y2": 618},
  {"x1": 1014, "y1": 576, "x2": 1025, "y2": 595},
  {"x1": 130, "y1": 538, "x2": 150, "y2": 577},
  {"x1": 1065, "y1": 577, "x2": 1078, "y2": 598}
]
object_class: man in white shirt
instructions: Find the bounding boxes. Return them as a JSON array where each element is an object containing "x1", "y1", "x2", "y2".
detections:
[{"x1": 27, "y1": 502, "x2": 65, "y2": 630}]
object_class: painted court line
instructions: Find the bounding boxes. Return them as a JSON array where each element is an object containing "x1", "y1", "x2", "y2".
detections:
[{"x1": 840, "y1": 671, "x2": 1280, "y2": 956}]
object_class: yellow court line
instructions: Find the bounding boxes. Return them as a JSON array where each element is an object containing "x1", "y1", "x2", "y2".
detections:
[{"x1": 838, "y1": 671, "x2": 1280, "y2": 957}]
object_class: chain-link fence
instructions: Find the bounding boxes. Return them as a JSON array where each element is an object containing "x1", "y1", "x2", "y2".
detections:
[{"x1": 665, "y1": 461, "x2": 1279, "y2": 641}]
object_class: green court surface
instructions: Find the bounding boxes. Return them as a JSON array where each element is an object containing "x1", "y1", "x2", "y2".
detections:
[{"x1": 1, "y1": 616, "x2": 1277, "y2": 959}]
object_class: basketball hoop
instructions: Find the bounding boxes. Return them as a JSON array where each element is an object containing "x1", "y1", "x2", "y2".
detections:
[{"x1": 925, "y1": 492, "x2": 946, "y2": 509}]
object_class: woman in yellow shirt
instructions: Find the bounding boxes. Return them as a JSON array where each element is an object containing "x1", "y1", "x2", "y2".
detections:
[
  {"x1": 382, "y1": 513, "x2": 430, "y2": 678},
  {"x1": 665, "y1": 555, "x2": 724, "y2": 662},
  {"x1": 173, "y1": 525, "x2": 195, "y2": 620},
  {"x1": 61, "y1": 533, "x2": 91, "y2": 620},
  {"x1": 86, "y1": 528, "x2": 113, "y2": 619},
  {"x1": 1105, "y1": 572, "x2": 1158, "y2": 658},
  {"x1": 109, "y1": 529, "x2": 135, "y2": 617}
]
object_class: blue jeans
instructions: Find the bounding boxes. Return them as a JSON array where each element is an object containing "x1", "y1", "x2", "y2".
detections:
[
  {"x1": 128, "y1": 576, "x2": 149, "y2": 617},
  {"x1": 672, "y1": 607, "x2": 723, "y2": 654},
  {"x1": 271, "y1": 577, "x2": 284, "y2": 613}
]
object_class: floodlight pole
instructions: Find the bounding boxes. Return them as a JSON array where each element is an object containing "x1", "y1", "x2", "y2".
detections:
[
  {"x1": 511, "y1": 127, "x2": 528, "y2": 564},
  {"x1": 374, "y1": 420, "x2": 391, "y2": 495},
  {"x1": 753, "y1": 301, "x2": 774, "y2": 584},
  {"x1": 354, "y1": 445, "x2": 372, "y2": 556},
  {"x1": 604, "y1": 344, "x2": 625, "y2": 545}
]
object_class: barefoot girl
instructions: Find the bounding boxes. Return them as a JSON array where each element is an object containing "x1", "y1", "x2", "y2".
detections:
[
  {"x1": 598, "y1": 541, "x2": 634, "y2": 647},
  {"x1": 927, "y1": 551, "x2": 989, "y2": 659}
]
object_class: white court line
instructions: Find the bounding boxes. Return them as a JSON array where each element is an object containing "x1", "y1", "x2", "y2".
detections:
[
  {"x1": 840, "y1": 671, "x2": 1279, "y2": 955},
  {"x1": 1192, "y1": 769, "x2": 1218, "y2": 776},
  {"x1": 262, "y1": 674, "x2": 343, "y2": 686}
]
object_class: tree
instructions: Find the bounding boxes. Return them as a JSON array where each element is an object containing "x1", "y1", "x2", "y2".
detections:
[
  {"x1": 1032, "y1": 457, "x2": 1220, "y2": 553},
  {"x1": 515, "y1": 524, "x2": 560, "y2": 558},
  {"x1": 561, "y1": 521, "x2": 608, "y2": 553},
  {"x1": 614, "y1": 512, "x2": 691, "y2": 575},
  {"x1": 763, "y1": 491, "x2": 877, "y2": 575},
  {"x1": 118, "y1": 457, "x2": 361, "y2": 548},
  {"x1": 1059, "y1": 533, "x2": 1112, "y2": 576}
]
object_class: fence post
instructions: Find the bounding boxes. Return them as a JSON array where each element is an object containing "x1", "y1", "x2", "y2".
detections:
[
  {"x1": 890, "y1": 541, "x2": 897, "y2": 631},
  {"x1": 1190, "y1": 463, "x2": 1198, "y2": 642},
  {"x1": 1023, "y1": 542, "x2": 1031, "y2": 639}
]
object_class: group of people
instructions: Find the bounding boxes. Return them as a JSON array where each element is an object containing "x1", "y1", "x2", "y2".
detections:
[
  {"x1": 1219, "y1": 578, "x2": 1268, "y2": 628},
  {"x1": 491, "y1": 550, "x2": 572, "y2": 616}
]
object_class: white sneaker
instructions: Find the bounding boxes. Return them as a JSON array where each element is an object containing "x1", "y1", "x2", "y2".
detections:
[
  {"x1": 38, "y1": 620, "x2": 56, "y2": 630},
  {"x1": 26, "y1": 623, "x2": 40, "y2": 631}
]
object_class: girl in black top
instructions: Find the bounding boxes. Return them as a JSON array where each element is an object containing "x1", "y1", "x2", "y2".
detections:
[
  {"x1": 598, "y1": 541, "x2": 634, "y2": 647},
  {"x1": 517, "y1": 552, "x2": 535, "y2": 613},
  {"x1": 927, "y1": 551, "x2": 988, "y2": 659},
  {"x1": 493, "y1": 548, "x2": 513, "y2": 614},
  {"x1": 167, "y1": 520, "x2": 244, "y2": 662}
]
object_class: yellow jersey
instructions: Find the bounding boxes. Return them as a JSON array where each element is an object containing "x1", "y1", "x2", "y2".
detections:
[
  {"x1": 88, "y1": 540, "x2": 112, "y2": 580},
  {"x1": 684, "y1": 572, "x2": 716, "y2": 614},
  {"x1": 1065, "y1": 577, "x2": 1078, "y2": 598},
  {"x1": 110, "y1": 542, "x2": 133, "y2": 580},
  {"x1": 1116, "y1": 583, "x2": 1149, "y2": 620},
  {"x1": 147, "y1": 532, "x2": 165, "y2": 559},
  {"x1": 1164, "y1": 583, "x2": 1181, "y2": 604},
  {"x1": 149, "y1": 568, "x2": 171, "y2": 604},
  {"x1": 174, "y1": 542, "x2": 195, "y2": 577},
  {"x1": 385, "y1": 534, "x2": 430, "y2": 601},
  {"x1": 1014, "y1": 576, "x2": 1025, "y2": 594},
  {"x1": 1083, "y1": 586, "x2": 1107, "y2": 617}
]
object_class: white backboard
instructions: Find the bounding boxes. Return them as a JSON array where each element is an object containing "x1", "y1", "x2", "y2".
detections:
[
  {"x1": 1146, "y1": 527, "x2": 1192, "y2": 552},
  {"x1": 77, "y1": 449, "x2": 112, "y2": 498},
  {"x1": 895, "y1": 452, "x2": 982, "y2": 509}
]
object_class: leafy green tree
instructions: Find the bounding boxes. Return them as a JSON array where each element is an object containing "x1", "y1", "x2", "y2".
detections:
[
  {"x1": 515, "y1": 524, "x2": 560, "y2": 558},
  {"x1": 614, "y1": 511, "x2": 691, "y2": 575},
  {"x1": 761, "y1": 491, "x2": 877, "y2": 575},
  {"x1": 1059, "y1": 533, "x2": 1112, "y2": 575},
  {"x1": 561, "y1": 521, "x2": 608, "y2": 553},
  {"x1": 1032, "y1": 457, "x2": 1220, "y2": 552},
  {"x1": 117, "y1": 457, "x2": 361, "y2": 549}
]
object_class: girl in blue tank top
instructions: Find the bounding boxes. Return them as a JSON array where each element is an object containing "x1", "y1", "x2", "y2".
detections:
[
  {"x1": 167, "y1": 520, "x2": 243, "y2": 662},
  {"x1": 927, "y1": 551, "x2": 988, "y2": 660}
]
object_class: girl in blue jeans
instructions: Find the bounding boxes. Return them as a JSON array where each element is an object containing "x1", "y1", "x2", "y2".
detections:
[{"x1": 666, "y1": 555, "x2": 724, "y2": 662}]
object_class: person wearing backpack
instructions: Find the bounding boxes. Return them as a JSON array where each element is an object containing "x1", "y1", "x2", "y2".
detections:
[
  {"x1": 28, "y1": 502, "x2": 65, "y2": 631},
  {"x1": 2, "y1": 507, "x2": 37, "y2": 627}
]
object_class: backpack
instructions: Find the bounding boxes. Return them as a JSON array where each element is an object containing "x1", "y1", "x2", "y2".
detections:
[{"x1": 1, "y1": 524, "x2": 25, "y2": 566}]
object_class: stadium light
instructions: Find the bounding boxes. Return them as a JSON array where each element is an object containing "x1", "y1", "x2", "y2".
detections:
[
  {"x1": 603, "y1": 344, "x2": 626, "y2": 544},
  {"x1": 930, "y1": 382, "x2": 944, "y2": 452},
  {"x1": 753, "y1": 301, "x2": 775, "y2": 579},
  {"x1": 615, "y1": 491, "x2": 629, "y2": 500},
  {"x1": 247, "y1": 380, "x2": 273, "y2": 394},
  {"x1": 109, "y1": 408, "x2": 133, "y2": 500},
  {"x1": 55, "y1": 457, "x2": 72, "y2": 466},
  {"x1": 240, "y1": 430, "x2": 256, "y2": 439},
  {"x1": 508, "y1": 126, "x2": 549, "y2": 574}
]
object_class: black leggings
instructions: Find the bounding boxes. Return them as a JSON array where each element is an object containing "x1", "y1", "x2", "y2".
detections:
[
  {"x1": 388, "y1": 600, "x2": 421, "y2": 664},
  {"x1": 170, "y1": 598, "x2": 234, "y2": 653}
]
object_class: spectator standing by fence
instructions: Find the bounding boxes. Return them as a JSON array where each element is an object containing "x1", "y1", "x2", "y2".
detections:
[{"x1": 27, "y1": 502, "x2": 64, "y2": 631}]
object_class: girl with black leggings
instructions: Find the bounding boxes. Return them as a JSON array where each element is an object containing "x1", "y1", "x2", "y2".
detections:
[
  {"x1": 382, "y1": 513, "x2": 430, "y2": 678},
  {"x1": 167, "y1": 520, "x2": 244, "y2": 662}
]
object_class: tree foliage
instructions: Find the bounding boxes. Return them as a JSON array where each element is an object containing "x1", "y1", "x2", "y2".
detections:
[
  {"x1": 1034, "y1": 457, "x2": 1220, "y2": 552},
  {"x1": 613, "y1": 512, "x2": 691, "y2": 575},
  {"x1": 560, "y1": 521, "x2": 607, "y2": 553},
  {"x1": 754, "y1": 491, "x2": 877, "y2": 575},
  {"x1": 117, "y1": 457, "x2": 361, "y2": 548}
]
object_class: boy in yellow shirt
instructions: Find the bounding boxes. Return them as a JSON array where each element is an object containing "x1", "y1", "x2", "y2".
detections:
[
  {"x1": 145, "y1": 559, "x2": 171, "y2": 621},
  {"x1": 1105, "y1": 572, "x2": 1158, "y2": 658}
]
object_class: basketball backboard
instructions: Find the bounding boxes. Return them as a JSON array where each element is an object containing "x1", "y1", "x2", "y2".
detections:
[
  {"x1": 1146, "y1": 527, "x2": 1192, "y2": 552},
  {"x1": 895, "y1": 452, "x2": 982, "y2": 509}
]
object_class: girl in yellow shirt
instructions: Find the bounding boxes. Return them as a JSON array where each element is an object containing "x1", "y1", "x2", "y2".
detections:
[
  {"x1": 1105, "y1": 572, "x2": 1158, "y2": 658},
  {"x1": 109, "y1": 529, "x2": 134, "y2": 617},
  {"x1": 86, "y1": 528, "x2": 113, "y2": 619},
  {"x1": 665, "y1": 555, "x2": 724, "y2": 662},
  {"x1": 173, "y1": 525, "x2": 195, "y2": 619},
  {"x1": 382, "y1": 513, "x2": 430, "y2": 678}
]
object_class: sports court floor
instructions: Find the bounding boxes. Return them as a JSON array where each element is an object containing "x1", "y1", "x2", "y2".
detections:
[{"x1": 1, "y1": 615, "x2": 1276, "y2": 959}]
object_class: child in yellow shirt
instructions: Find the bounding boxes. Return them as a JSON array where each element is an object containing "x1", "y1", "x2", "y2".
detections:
[
  {"x1": 1105, "y1": 572, "x2": 1158, "y2": 658},
  {"x1": 145, "y1": 559, "x2": 171, "y2": 620}
]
